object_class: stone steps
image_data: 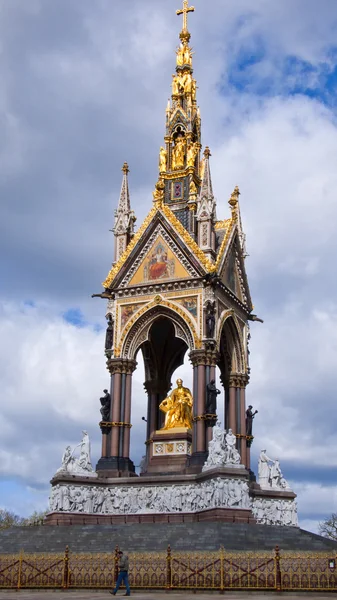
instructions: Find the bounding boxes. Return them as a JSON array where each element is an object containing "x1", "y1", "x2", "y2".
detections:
[{"x1": 0, "y1": 523, "x2": 336, "y2": 554}]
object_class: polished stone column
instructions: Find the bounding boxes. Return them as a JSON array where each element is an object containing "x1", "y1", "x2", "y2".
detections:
[
  {"x1": 96, "y1": 358, "x2": 137, "y2": 477},
  {"x1": 240, "y1": 386, "x2": 247, "y2": 467},
  {"x1": 196, "y1": 363, "x2": 206, "y2": 452},
  {"x1": 143, "y1": 379, "x2": 170, "y2": 468},
  {"x1": 188, "y1": 348, "x2": 218, "y2": 471},
  {"x1": 228, "y1": 373, "x2": 249, "y2": 468},
  {"x1": 122, "y1": 371, "x2": 133, "y2": 459}
]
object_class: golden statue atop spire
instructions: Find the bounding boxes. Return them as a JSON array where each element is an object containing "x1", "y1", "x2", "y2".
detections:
[{"x1": 176, "y1": 0, "x2": 195, "y2": 43}]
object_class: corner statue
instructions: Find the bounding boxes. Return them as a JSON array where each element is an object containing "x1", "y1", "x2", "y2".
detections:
[{"x1": 159, "y1": 379, "x2": 193, "y2": 430}]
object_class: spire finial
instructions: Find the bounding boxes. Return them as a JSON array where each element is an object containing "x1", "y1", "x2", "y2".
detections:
[
  {"x1": 122, "y1": 162, "x2": 129, "y2": 175},
  {"x1": 229, "y1": 186, "x2": 240, "y2": 209},
  {"x1": 176, "y1": 0, "x2": 195, "y2": 43}
]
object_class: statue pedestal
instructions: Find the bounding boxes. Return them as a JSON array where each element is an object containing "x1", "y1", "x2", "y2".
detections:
[{"x1": 145, "y1": 428, "x2": 192, "y2": 475}]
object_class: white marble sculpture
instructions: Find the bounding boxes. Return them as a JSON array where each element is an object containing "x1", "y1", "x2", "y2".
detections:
[
  {"x1": 251, "y1": 497, "x2": 298, "y2": 527},
  {"x1": 202, "y1": 423, "x2": 243, "y2": 471},
  {"x1": 55, "y1": 431, "x2": 97, "y2": 478},
  {"x1": 49, "y1": 477, "x2": 251, "y2": 515},
  {"x1": 225, "y1": 429, "x2": 241, "y2": 465},
  {"x1": 258, "y1": 450, "x2": 291, "y2": 490}
]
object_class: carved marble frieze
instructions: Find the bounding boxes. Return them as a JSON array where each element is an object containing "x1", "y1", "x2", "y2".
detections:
[
  {"x1": 49, "y1": 477, "x2": 251, "y2": 515},
  {"x1": 252, "y1": 497, "x2": 298, "y2": 527}
]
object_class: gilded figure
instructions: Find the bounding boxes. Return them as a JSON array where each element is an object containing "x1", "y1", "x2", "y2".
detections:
[
  {"x1": 187, "y1": 141, "x2": 198, "y2": 167},
  {"x1": 152, "y1": 178, "x2": 165, "y2": 203},
  {"x1": 159, "y1": 146, "x2": 167, "y2": 173},
  {"x1": 183, "y1": 72, "x2": 192, "y2": 94},
  {"x1": 159, "y1": 378, "x2": 193, "y2": 430},
  {"x1": 184, "y1": 46, "x2": 193, "y2": 65},
  {"x1": 172, "y1": 136, "x2": 186, "y2": 170},
  {"x1": 191, "y1": 79, "x2": 197, "y2": 101},
  {"x1": 172, "y1": 75, "x2": 181, "y2": 95},
  {"x1": 176, "y1": 44, "x2": 185, "y2": 66},
  {"x1": 200, "y1": 157, "x2": 205, "y2": 180},
  {"x1": 189, "y1": 180, "x2": 198, "y2": 196}
]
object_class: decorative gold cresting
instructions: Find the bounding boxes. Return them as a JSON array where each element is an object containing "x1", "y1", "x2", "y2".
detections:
[{"x1": 177, "y1": 0, "x2": 195, "y2": 42}]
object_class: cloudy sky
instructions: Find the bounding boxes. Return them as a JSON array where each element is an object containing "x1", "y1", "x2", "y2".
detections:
[{"x1": 1, "y1": 0, "x2": 337, "y2": 534}]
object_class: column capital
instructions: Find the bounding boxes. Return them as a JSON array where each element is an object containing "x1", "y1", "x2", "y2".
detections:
[
  {"x1": 143, "y1": 379, "x2": 170, "y2": 395},
  {"x1": 229, "y1": 372, "x2": 249, "y2": 388},
  {"x1": 106, "y1": 358, "x2": 137, "y2": 375},
  {"x1": 189, "y1": 348, "x2": 219, "y2": 367}
]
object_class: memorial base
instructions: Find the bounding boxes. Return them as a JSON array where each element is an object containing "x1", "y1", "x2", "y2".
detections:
[
  {"x1": 46, "y1": 507, "x2": 254, "y2": 526},
  {"x1": 145, "y1": 428, "x2": 192, "y2": 475},
  {"x1": 95, "y1": 457, "x2": 136, "y2": 478}
]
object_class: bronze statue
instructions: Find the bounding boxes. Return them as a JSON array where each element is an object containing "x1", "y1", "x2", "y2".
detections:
[
  {"x1": 105, "y1": 315, "x2": 114, "y2": 350},
  {"x1": 246, "y1": 405, "x2": 258, "y2": 436},
  {"x1": 100, "y1": 389, "x2": 111, "y2": 422},
  {"x1": 206, "y1": 302, "x2": 216, "y2": 338},
  {"x1": 206, "y1": 380, "x2": 221, "y2": 414},
  {"x1": 159, "y1": 379, "x2": 193, "y2": 430}
]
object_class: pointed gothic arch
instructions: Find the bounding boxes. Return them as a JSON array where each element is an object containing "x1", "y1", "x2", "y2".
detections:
[
  {"x1": 120, "y1": 301, "x2": 198, "y2": 361},
  {"x1": 217, "y1": 310, "x2": 246, "y2": 378}
]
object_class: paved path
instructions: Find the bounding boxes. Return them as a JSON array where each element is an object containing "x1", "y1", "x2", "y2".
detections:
[{"x1": 0, "y1": 593, "x2": 337, "y2": 599}]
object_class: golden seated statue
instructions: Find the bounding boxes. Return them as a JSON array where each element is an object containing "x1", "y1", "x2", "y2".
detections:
[{"x1": 159, "y1": 378, "x2": 193, "y2": 430}]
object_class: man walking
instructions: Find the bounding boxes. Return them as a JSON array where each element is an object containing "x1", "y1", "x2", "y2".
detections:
[{"x1": 110, "y1": 550, "x2": 131, "y2": 596}]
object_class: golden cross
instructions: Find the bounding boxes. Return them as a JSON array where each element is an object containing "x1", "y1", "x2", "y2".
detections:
[{"x1": 176, "y1": 0, "x2": 195, "y2": 31}]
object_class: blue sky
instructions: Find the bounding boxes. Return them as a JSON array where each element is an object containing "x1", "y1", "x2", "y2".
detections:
[{"x1": 1, "y1": 0, "x2": 337, "y2": 533}]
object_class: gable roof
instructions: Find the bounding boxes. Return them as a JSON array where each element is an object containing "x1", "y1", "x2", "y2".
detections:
[{"x1": 102, "y1": 202, "x2": 216, "y2": 289}]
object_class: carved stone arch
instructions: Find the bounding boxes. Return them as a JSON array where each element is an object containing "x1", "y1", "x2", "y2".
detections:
[
  {"x1": 121, "y1": 303, "x2": 196, "y2": 361},
  {"x1": 217, "y1": 311, "x2": 246, "y2": 379}
]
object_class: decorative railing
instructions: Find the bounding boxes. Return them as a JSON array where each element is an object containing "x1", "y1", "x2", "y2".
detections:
[{"x1": 0, "y1": 545, "x2": 336, "y2": 591}]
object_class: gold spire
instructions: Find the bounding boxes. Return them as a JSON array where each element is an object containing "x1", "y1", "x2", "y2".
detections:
[{"x1": 176, "y1": 0, "x2": 195, "y2": 43}]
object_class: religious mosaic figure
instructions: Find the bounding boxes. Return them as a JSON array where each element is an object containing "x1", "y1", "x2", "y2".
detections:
[
  {"x1": 100, "y1": 389, "x2": 111, "y2": 422},
  {"x1": 144, "y1": 240, "x2": 175, "y2": 281},
  {"x1": 159, "y1": 378, "x2": 193, "y2": 430}
]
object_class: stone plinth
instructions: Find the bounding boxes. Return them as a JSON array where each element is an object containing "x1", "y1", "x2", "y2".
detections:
[
  {"x1": 46, "y1": 507, "x2": 254, "y2": 526},
  {"x1": 146, "y1": 427, "x2": 192, "y2": 475}
]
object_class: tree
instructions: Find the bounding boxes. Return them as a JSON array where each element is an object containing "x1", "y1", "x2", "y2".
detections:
[
  {"x1": 0, "y1": 508, "x2": 48, "y2": 529},
  {"x1": 0, "y1": 508, "x2": 23, "y2": 529},
  {"x1": 22, "y1": 510, "x2": 48, "y2": 526},
  {"x1": 318, "y1": 513, "x2": 337, "y2": 540}
]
